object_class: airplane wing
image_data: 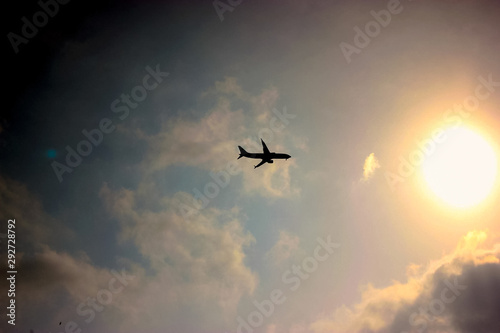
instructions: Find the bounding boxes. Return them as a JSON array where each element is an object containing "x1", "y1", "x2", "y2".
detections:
[
  {"x1": 254, "y1": 160, "x2": 266, "y2": 169},
  {"x1": 261, "y1": 139, "x2": 270, "y2": 155}
]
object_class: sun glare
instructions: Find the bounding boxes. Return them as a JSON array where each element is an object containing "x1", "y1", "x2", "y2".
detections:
[{"x1": 422, "y1": 127, "x2": 498, "y2": 208}]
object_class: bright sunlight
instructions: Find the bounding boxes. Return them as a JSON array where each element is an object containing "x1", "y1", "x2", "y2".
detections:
[{"x1": 422, "y1": 126, "x2": 498, "y2": 208}]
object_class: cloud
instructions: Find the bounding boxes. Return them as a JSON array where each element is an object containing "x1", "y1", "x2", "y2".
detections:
[
  {"x1": 241, "y1": 157, "x2": 300, "y2": 198},
  {"x1": 0, "y1": 245, "x2": 134, "y2": 331},
  {"x1": 308, "y1": 230, "x2": 500, "y2": 333},
  {"x1": 0, "y1": 175, "x2": 131, "y2": 331},
  {"x1": 138, "y1": 77, "x2": 300, "y2": 198},
  {"x1": 212, "y1": 76, "x2": 247, "y2": 99},
  {"x1": 361, "y1": 153, "x2": 381, "y2": 182},
  {"x1": 265, "y1": 230, "x2": 301, "y2": 265},
  {"x1": 0, "y1": 175, "x2": 75, "y2": 248},
  {"x1": 99, "y1": 183, "x2": 258, "y2": 332},
  {"x1": 141, "y1": 98, "x2": 245, "y2": 171},
  {"x1": 444, "y1": 263, "x2": 500, "y2": 333},
  {"x1": 0, "y1": 173, "x2": 257, "y2": 332}
]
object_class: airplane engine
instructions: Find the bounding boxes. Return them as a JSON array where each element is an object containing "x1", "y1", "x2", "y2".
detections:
[{"x1": 268, "y1": 160, "x2": 274, "y2": 163}]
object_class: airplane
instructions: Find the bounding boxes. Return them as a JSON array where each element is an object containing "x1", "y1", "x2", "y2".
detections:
[{"x1": 238, "y1": 139, "x2": 291, "y2": 169}]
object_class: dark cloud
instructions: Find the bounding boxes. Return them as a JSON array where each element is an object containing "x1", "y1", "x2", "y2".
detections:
[
  {"x1": 446, "y1": 263, "x2": 500, "y2": 333},
  {"x1": 388, "y1": 260, "x2": 500, "y2": 333}
]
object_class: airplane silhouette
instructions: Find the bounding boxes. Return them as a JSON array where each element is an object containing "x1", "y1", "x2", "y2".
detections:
[{"x1": 238, "y1": 139, "x2": 291, "y2": 169}]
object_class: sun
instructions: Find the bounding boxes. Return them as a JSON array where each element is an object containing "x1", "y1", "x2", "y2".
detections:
[{"x1": 421, "y1": 126, "x2": 498, "y2": 208}]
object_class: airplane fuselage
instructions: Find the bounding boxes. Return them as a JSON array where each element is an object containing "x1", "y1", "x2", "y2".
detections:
[{"x1": 243, "y1": 152, "x2": 290, "y2": 160}]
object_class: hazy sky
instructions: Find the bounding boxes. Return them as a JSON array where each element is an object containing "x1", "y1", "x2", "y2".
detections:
[{"x1": 2, "y1": 1, "x2": 500, "y2": 332}]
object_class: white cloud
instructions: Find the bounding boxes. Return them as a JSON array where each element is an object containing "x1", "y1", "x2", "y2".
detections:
[
  {"x1": 0, "y1": 176, "x2": 134, "y2": 330},
  {"x1": 265, "y1": 230, "x2": 301, "y2": 265},
  {"x1": 139, "y1": 77, "x2": 300, "y2": 198},
  {"x1": 361, "y1": 152, "x2": 380, "y2": 182},
  {"x1": 99, "y1": 183, "x2": 258, "y2": 332},
  {"x1": 0, "y1": 175, "x2": 75, "y2": 246}
]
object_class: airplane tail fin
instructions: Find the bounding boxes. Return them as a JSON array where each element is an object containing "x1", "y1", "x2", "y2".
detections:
[{"x1": 238, "y1": 146, "x2": 247, "y2": 159}]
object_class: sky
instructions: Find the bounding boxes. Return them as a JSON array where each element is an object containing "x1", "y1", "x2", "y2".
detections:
[{"x1": 1, "y1": 0, "x2": 500, "y2": 332}]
